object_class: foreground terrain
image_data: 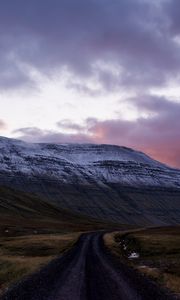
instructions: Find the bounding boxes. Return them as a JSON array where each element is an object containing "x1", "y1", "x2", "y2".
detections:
[
  {"x1": 0, "y1": 232, "x2": 80, "y2": 296},
  {"x1": 0, "y1": 186, "x2": 179, "y2": 299},
  {"x1": 0, "y1": 186, "x2": 128, "y2": 295},
  {"x1": 105, "y1": 226, "x2": 180, "y2": 297},
  {"x1": 1, "y1": 232, "x2": 177, "y2": 300}
]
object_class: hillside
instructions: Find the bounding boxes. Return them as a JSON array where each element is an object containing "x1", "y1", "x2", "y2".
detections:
[{"x1": 0, "y1": 186, "x2": 119, "y2": 235}]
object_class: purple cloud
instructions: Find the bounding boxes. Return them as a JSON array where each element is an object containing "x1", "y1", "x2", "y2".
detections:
[
  {"x1": 13, "y1": 127, "x2": 92, "y2": 144},
  {"x1": 0, "y1": 0, "x2": 180, "y2": 90},
  {"x1": 56, "y1": 120, "x2": 84, "y2": 132},
  {"x1": 165, "y1": 0, "x2": 180, "y2": 35}
]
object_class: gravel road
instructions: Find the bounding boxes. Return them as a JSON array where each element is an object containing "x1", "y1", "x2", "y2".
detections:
[{"x1": 1, "y1": 232, "x2": 177, "y2": 300}]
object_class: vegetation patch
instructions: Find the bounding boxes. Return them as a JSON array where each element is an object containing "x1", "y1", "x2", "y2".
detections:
[
  {"x1": 0, "y1": 232, "x2": 80, "y2": 296},
  {"x1": 0, "y1": 185, "x2": 127, "y2": 296},
  {"x1": 104, "y1": 226, "x2": 180, "y2": 297}
]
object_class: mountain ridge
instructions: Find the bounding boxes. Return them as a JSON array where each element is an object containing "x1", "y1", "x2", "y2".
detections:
[{"x1": 0, "y1": 136, "x2": 179, "y2": 187}]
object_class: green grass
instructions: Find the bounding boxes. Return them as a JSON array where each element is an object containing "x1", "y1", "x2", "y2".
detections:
[{"x1": 104, "y1": 226, "x2": 180, "y2": 296}]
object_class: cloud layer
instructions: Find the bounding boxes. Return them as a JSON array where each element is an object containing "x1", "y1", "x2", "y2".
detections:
[
  {"x1": 1, "y1": 0, "x2": 180, "y2": 168},
  {"x1": 15, "y1": 95, "x2": 180, "y2": 168},
  {"x1": 1, "y1": 0, "x2": 180, "y2": 90}
]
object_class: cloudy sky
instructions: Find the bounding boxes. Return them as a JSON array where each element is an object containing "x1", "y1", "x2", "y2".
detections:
[{"x1": 0, "y1": 0, "x2": 180, "y2": 167}]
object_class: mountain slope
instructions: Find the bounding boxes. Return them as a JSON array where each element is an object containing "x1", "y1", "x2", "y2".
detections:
[
  {"x1": 0, "y1": 136, "x2": 180, "y2": 225},
  {"x1": 0, "y1": 186, "x2": 119, "y2": 235}
]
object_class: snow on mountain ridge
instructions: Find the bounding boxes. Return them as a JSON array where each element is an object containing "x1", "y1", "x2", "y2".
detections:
[
  {"x1": 0, "y1": 136, "x2": 165, "y2": 166},
  {"x1": 0, "y1": 136, "x2": 179, "y2": 188}
]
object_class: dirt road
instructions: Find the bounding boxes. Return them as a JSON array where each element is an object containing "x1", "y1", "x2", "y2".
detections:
[{"x1": 2, "y1": 232, "x2": 177, "y2": 300}]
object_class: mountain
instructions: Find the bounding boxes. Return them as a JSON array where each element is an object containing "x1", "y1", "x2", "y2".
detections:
[{"x1": 0, "y1": 136, "x2": 180, "y2": 225}]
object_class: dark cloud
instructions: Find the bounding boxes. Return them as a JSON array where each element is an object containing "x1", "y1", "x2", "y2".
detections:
[
  {"x1": 128, "y1": 94, "x2": 180, "y2": 115},
  {"x1": 0, "y1": 0, "x2": 180, "y2": 90},
  {"x1": 14, "y1": 95, "x2": 180, "y2": 168},
  {"x1": 165, "y1": 0, "x2": 180, "y2": 35},
  {"x1": 56, "y1": 120, "x2": 85, "y2": 132},
  {"x1": 13, "y1": 127, "x2": 92, "y2": 144}
]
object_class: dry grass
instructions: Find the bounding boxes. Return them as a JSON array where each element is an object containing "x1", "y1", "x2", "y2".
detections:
[
  {"x1": 0, "y1": 232, "x2": 80, "y2": 295},
  {"x1": 104, "y1": 226, "x2": 180, "y2": 296},
  {"x1": 0, "y1": 185, "x2": 126, "y2": 296},
  {"x1": 104, "y1": 231, "x2": 125, "y2": 257}
]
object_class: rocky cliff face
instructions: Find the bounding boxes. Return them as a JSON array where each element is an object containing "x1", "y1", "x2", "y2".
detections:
[{"x1": 0, "y1": 136, "x2": 180, "y2": 225}]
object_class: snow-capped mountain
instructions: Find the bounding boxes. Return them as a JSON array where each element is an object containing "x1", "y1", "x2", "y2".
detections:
[
  {"x1": 0, "y1": 136, "x2": 180, "y2": 225},
  {"x1": 0, "y1": 136, "x2": 179, "y2": 187}
]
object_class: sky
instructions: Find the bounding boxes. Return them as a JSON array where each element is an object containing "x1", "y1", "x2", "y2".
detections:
[{"x1": 0, "y1": 0, "x2": 180, "y2": 168}]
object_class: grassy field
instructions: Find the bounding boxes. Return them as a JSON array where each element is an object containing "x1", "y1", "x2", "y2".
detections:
[
  {"x1": 2, "y1": 186, "x2": 179, "y2": 297},
  {"x1": 104, "y1": 226, "x2": 180, "y2": 296},
  {"x1": 0, "y1": 232, "x2": 80, "y2": 295},
  {"x1": 0, "y1": 185, "x2": 126, "y2": 295}
]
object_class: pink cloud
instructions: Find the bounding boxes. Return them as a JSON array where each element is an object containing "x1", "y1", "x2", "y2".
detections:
[
  {"x1": 0, "y1": 120, "x2": 6, "y2": 131},
  {"x1": 14, "y1": 118, "x2": 180, "y2": 168},
  {"x1": 88, "y1": 119, "x2": 180, "y2": 168}
]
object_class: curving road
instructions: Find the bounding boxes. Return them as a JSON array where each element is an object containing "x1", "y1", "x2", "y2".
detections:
[{"x1": 2, "y1": 232, "x2": 177, "y2": 300}]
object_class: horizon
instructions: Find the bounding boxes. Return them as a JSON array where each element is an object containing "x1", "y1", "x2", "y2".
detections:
[{"x1": 0, "y1": 0, "x2": 180, "y2": 168}]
